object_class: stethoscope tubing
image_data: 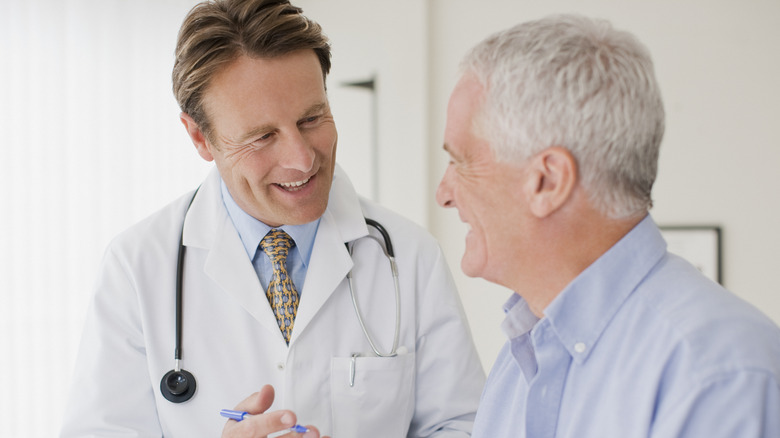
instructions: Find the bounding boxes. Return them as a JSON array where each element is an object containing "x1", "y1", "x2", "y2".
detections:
[
  {"x1": 164, "y1": 188, "x2": 401, "y2": 402},
  {"x1": 346, "y1": 234, "x2": 400, "y2": 358}
]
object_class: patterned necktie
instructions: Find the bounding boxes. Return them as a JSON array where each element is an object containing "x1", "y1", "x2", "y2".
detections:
[{"x1": 260, "y1": 229, "x2": 300, "y2": 344}]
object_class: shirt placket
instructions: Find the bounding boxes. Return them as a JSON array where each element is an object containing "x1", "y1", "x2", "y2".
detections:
[{"x1": 526, "y1": 320, "x2": 573, "y2": 438}]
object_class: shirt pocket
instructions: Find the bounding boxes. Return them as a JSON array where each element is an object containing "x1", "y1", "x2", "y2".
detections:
[{"x1": 330, "y1": 350, "x2": 415, "y2": 437}]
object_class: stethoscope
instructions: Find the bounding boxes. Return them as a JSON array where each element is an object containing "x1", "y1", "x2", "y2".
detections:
[{"x1": 160, "y1": 189, "x2": 401, "y2": 403}]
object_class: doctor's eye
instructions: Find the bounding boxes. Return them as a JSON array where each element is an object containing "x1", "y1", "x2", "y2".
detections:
[
  {"x1": 298, "y1": 115, "x2": 321, "y2": 127},
  {"x1": 248, "y1": 132, "x2": 275, "y2": 148}
]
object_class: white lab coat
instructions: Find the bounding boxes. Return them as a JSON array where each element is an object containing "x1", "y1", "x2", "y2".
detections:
[{"x1": 61, "y1": 166, "x2": 485, "y2": 437}]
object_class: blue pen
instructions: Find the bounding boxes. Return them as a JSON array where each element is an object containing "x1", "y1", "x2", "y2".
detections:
[{"x1": 220, "y1": 409, "x2": 309, "y2": 434}]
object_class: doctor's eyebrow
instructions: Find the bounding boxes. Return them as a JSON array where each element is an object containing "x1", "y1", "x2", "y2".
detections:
[
  {"x1": 232, "y1": 124, "x2": 276, "y2": 145},
  {"x1": 299, "y1": 101, "x2": 329, "y2": 120}
]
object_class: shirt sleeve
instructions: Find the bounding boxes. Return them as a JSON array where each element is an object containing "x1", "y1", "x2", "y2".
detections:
[{"x1": 650, "y1": 370, "x2": 780, "y2": 438}]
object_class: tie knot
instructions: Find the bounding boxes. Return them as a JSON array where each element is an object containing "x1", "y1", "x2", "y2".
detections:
[{"x1": 260, "y1": 229, "x2": 295, "y2": 262}]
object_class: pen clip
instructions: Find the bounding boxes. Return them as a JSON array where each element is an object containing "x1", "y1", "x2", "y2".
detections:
[{"x1": 349, "y1": 353, "x2": 360, "y2": 387}]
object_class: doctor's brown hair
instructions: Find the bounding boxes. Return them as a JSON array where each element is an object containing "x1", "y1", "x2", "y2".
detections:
[{"x1": 172, "y1": 0, "x2": 332, "y2": 142}]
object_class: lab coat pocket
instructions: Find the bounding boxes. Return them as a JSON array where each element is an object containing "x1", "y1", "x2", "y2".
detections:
[{"x1": 330, "y1": 351, "x2": 415, "y2": 438}]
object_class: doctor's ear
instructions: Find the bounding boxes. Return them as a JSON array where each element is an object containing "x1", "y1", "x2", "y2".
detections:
[
  {"x1": 523, "y1": 146, "x2": 578, "y2": 218},
  {"x1": 180, "y1": 112, "x2": 214, "y2": 162}
]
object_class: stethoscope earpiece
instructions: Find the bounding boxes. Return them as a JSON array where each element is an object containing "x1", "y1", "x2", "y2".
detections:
[{"x1": 160, "y1": 369, "x2": 197, "y2": 403}]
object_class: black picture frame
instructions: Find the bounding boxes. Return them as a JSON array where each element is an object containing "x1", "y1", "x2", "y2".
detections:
[{"x1": 660, "y1": 225, "x2": 723, "y2": 285}]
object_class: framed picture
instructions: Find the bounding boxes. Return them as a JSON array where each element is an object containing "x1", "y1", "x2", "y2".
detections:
[{"x1": 659, "y1": 226, "x2": 722, "y2": 284}]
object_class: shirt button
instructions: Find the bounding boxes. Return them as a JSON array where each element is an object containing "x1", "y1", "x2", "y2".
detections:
[
  {"x1": 574, "y1": 342, "x2": 586, "y2": 353},
  {"x1": 277, "y1": 362, "x2": 285, "y2": 370}
]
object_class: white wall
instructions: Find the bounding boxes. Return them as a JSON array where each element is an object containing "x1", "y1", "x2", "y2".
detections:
[
  {"x1": 427, "y1": 0, "x2": 780, "y2": 371},
  {"x1": 296, "y1": 0, "x2": 430, "y2": 227}
]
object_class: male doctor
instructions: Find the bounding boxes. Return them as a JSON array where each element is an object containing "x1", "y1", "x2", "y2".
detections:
[{"x1": 60, "y1": 1, "x2": 484, "y2": 437}]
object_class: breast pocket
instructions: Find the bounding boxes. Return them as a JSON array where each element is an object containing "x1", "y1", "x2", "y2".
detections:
[{"x1": 330, "y1": 350, "x2": 415, "y2": 438}]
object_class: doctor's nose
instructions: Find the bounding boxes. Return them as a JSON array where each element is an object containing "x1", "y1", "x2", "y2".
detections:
[{"x1": 279, "y1": 131, "x2": 315, "y2": 172}]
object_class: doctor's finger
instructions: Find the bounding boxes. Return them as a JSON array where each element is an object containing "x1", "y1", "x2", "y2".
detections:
[
  {"x1": 222, "y1": 410, "x2": 297, "y2": 438},
  {"x1": 298, "y1": 425, "x2": 325, "y2": 438},
  {"x1": 234, "y1": 384, "x2": 276, "y2": 414},
  {"x1": 274, "y1": 425, "x2": 324, "y2": 438}
]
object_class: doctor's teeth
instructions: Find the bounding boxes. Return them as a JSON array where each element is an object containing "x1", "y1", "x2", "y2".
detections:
[{"x1": 279, "y1": 177, "x2": 310, "y2": 189}]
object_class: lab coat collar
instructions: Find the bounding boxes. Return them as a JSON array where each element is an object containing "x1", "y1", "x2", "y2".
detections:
[
  {"x1": 323, "y1": 164, "x2": 370, "y2": 243},
  {"x1": 181, "y1": 165, "x2": 369, "y2": 346},
  {"x1": 182, "y1": 166, "x2": 368, "y2": 247},
  {"x1": 181, "y1": 167, "x2": 222, "y2": 250}
]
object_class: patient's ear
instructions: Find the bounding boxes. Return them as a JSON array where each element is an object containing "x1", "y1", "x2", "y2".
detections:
[
  {"x1": 180, "y1": 112, "x2": 214, "y2": 162},
  {"x1": 523, "y1": 146, "x2": 577, "y2": 218}
]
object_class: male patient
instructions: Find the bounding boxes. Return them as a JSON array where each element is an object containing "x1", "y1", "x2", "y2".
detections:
[{"x1": 436, "y1": 13, "x2": 780, "y2": 437}]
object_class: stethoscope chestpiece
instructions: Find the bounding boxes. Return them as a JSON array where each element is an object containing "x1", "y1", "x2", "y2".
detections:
[
  {"x1": 160, "y1": 368, "x2": 197, "y2": 403},
  {"x1": 162, "y1": 189, "x2": 200, "y2": 404}
]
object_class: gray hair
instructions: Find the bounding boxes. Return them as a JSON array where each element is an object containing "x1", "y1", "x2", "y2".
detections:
[{"x1": 461, "y1": 14, "x2": 665, "y2": 219}]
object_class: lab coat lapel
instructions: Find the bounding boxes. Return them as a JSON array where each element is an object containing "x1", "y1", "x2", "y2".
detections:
[
  {"x1": 182, "y1": 169, "x2": 285, "y2": 342},
  {"x1": 290, "y1": 167, "x2": 368, "y2": 343},
  {"x1": 182, "y1": 167, "x2": 369, "y2": 345}
]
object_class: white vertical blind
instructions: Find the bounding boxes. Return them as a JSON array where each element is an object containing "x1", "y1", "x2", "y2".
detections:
[{"x1": 0, "y1": 1, "x2": 209, "y2": 437}]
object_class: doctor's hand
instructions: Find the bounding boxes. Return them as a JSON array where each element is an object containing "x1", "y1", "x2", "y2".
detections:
[{"x1": 221, "y1": 385, "x2": 328, "y2": 438}]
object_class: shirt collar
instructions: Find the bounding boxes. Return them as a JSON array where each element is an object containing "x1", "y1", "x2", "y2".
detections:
[
  {"x1": 220, "y1": 180, "x2": 320, "y2": 266},
  {"x1": 542, "y1": 214, "x2": 667, "y2": 363},
  {"x1": 501, "y1": 293, "x2": 540, "y2": 340}
]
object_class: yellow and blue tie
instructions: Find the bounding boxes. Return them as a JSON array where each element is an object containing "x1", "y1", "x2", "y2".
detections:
[{"x1": 260, "y1": 229, "x2": 300, "y2": 344}]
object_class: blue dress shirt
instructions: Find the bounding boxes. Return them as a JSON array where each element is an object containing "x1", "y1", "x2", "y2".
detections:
[
  {"x1": 221, "y1": 181, "x2": 319, "y2": 293},
  {"x1": 472, "y1": 215, "x2": 780, "y2": 438}
]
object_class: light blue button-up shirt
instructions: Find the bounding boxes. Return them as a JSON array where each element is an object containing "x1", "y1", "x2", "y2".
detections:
[
  {"x1": 221, "y1": 181, "x2": 319, "y2": 293},
  {"x1": 472, "y1": 215, "x2": 780, "y2": 438}
]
